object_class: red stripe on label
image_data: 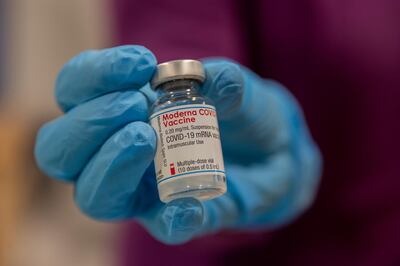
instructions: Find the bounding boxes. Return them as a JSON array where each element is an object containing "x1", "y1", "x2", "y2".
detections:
[{"x1": 170, "y1": 163, "x2": 176, "y2": 175}]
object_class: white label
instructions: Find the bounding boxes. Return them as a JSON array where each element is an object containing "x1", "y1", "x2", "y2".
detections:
[{"x1": 150, "y1": 104, "x2": 225, "y2": 184}]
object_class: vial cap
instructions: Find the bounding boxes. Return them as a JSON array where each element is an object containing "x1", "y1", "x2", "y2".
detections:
[{"x1": 150, "y1": 59, "x2": 205, "y2": 89}]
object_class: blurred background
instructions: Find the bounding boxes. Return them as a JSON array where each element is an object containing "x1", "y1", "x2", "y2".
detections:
[
  {"x1": 0, "y1": 1, "x2": 117, "y2": 265},
  {"x1": 1, "y1": 0, "x2": 399, "y2": 265}
]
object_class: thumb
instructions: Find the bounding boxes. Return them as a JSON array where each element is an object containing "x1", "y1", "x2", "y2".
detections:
[{"x1": 201, "y1": 59, "x2": 244, "y2": 120}]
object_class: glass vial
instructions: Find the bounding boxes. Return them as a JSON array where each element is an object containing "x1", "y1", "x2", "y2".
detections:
[{"x1": 149, "y1": 60, "x2": 226, "y2": 203}]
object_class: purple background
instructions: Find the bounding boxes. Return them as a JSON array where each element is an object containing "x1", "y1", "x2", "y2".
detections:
[{"x1": 112, "y1": 0, "x2": 400, "y2": 265}]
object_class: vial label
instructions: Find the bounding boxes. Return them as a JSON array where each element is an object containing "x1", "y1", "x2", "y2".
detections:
[{"x1": 150, "y1": 104, "x2": 225, "y2": 184}]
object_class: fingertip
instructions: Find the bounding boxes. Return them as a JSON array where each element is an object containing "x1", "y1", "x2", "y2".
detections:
[
  {"x1": 34, "y1": 121, "x2": 74, "y2": 181},
  {"x1": 114, "y1": 121, "x2": 157, "y2": 156},
  {"x1": 157, "y1": 198, "x2": 204, "y2": 244},
  {"x1": 203, "y1": 58, "x2": 244, "y2": 86},
  {"x1": 106, "y1": 45, "x2": 157, "y2": 86}
]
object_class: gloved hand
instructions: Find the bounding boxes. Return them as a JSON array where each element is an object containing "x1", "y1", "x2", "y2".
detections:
[{"x1": 35, "y1": 45, "x2": 322, "y2": 244}]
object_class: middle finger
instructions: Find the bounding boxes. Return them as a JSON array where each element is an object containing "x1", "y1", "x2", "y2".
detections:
[{"x1": 35, "y1": 90, "x2": 150, "y2": 181}]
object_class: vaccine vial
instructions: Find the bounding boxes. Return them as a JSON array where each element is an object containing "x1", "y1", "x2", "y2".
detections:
[{"x1": 149, "y1": 60, "x2": 227, "y2": 203}]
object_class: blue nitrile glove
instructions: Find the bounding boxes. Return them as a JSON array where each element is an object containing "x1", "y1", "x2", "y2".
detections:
[{"x1": 35, "y1": 45, "x2": 322, "y2": 244}]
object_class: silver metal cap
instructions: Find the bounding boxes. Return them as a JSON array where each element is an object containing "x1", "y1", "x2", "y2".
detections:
[{"x1": 151, "y1": 59, "x2": 205, "y2": 89}]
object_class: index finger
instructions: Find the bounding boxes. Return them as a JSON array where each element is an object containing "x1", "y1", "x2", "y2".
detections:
[{"x1": 56, "y1": 45, "x2": 157, "y2": 112}]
